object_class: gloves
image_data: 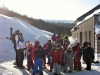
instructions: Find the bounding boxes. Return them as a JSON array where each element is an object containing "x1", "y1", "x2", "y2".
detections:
[
  {"x1": 58, "y1": 61, "x2": 61, "y2": 65},
  {"x1": 10, "y1": 27, "x2": 13, "y2": 31}
]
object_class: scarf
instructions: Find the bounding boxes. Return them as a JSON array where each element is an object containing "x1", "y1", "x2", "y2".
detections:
[{"x1": 19, "y1": 38, "x2": 24, "y2": 43}]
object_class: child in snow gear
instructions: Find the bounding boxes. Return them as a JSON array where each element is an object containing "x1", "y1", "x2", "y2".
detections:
[
  {"x1": 31, "y1": 41, "x2": 40, "y2": 64},
  {"x1": 50, "y1": 45, "x2": 56, "y2": 72},
  {"x1": 81, "y1": 42, "x2": 88, "y2": 62},
  {"x1": 73, "y1": 42, "x2": 82, "y2": 71},
  {"x1": 63, "y1": 45, "x2": 75, "y2": 73},
  {"x1": 56, "y1": 33, "x2": 61, "y2": 44},
  {"x1": 16, "y1": 33, "x2": 25, "y2": 68},
  {"x1": 42, "y1": 43, "x2": 48, "y2": 68},
  {"x1": 63, "y1": 35, "x2": 70, "y2": 52},
  {"x1": 47, "y1": 40, "x2": 52, "y2": 64},
  {"x1": 32, "y1": 45, "x2": 44, "y2": 75},
  {"x1": 25, "y1": 41, "x2": 33, "y2": 71},
  {"x1": 84, "y1": 43, "x2": 94, "y2": 70},
  {"x1": 52, "y1": 45, "x2": 62, "y2": 75}
]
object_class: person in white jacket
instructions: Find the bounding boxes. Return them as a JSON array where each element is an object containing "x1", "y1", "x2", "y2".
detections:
[{"x1": 16, "y1": 33, "x2": 26, "y2": 68}]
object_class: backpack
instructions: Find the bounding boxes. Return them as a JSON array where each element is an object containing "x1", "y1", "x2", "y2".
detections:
[{"x1": 11, "y1": 34, "x2": 16, "y2": 44}]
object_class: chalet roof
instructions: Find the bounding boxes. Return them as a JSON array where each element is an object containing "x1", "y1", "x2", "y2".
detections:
[{"x1": 76, "y1": 4, "x2": 100, "y2": 22}]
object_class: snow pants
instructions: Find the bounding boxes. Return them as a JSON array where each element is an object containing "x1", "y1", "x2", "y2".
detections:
[
  {"x1": 14, "y1": 43, "x2": 18, "y2": 64},
  {"x1": 47, "y1": 53, "x2": 51, "y2": 64},
  {"x1": 27, "y1": 55, "x2": 33, "y2": 70},
  {"x1": 74, "y1": 58, "x2": 81, "y2": 70},
  {"x1": 86, "y1": 59, "x2": 91, "y2": 70},
  {"x1": 50, "y1": 62, "x2": 54, "y2": 70},
  {"x1": 32, "y1": 58, "x2": 43, "y2": 75},
  {"x1": 17, "y1": 49, "x2": 24, "y2": 67},
  {"x1": 53, "y1": 63, "x2": 61, "y2": 75},
  {"x1": 64, "y1": 62, "x2": 73, "y2": 71}
]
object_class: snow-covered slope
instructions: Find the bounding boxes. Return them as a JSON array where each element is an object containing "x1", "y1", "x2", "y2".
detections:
[{"x1": 0, "y1": 14, "x2": 53, "y2": 45}]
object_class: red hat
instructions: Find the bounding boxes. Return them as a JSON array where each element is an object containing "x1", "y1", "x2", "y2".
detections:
[
  {"x1": 34, "y1": 40, "x2": 40, "y2": 46},
  {"x1": 27, "y1": 41, "x2": 30, "y2": 43}
]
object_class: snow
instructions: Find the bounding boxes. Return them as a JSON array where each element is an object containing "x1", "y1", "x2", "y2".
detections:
[
  {"x1": 0, "y1": 14, "x2": 52, "y2": 45},
  {"x1": 0, "y1": 14, "x2": 100, "y2": 75},
  {"x1": 71, "y1": 9, "x2": 100, "y2": 32},
  {"x1": 76, "y1": 9, "x2": 100, "y2": 25},
  {"x1": 95, "y1": 24, "x2": 100, "y2": 35}
]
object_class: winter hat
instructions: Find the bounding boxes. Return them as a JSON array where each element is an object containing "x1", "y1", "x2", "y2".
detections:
[
  {"x1": 38, "y1": 45, "x2": 43, "y2": 49},
  {"x1": 27, "y1": 41, "x2": 30, "y2": 43},
  {"x1": 83, "y1": 42, "x2": 88, "y2": 46},
  {"x1": 43, "y1": 43, "x2": 48, "y2": 48},
  {"x1": 87, "y1": 42, "x2": 91, "y2": 46},
  {"x1": 34, "y1": 40, "x2": 40, "y2": 46}
]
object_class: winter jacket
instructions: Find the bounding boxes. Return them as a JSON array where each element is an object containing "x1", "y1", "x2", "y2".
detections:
[
  {"x1": 84, "y1": 47, "x2": 94, "y2": 60},
  {"x1": 56, "y1": 35, "x2": 61, "y2": 42},
  {"x1": 47, "y1": 43, "x2": 52, "y2": 52},
  {"x1": 52, "y1": 35, "x2": 56, "y2": 41},
  {"x1": 31, "y1": 46, "x2": 37, "y2": 61},
  {"x1": 26, "y1": 47, "x2": 32, "y2": 56},
  {"x1": 72, "y1": 47, "x2": 82, "y2": 59},
  {"x1": 34, "y1": 50, "x2": 44, "y2": 59},
  {"x1": 52, "y1": 50, "x2": 61, "y2": 63},
  {"x1": 58, "y1": 50, "x2": 63, "y2": 63},
  {"x1": 43, "y1": 49, "x2": 48, "y2": 57},
  {"x1": 64, "y1": 50, "x2": 75, "y2": 65},
  {"x1": 81, "y1": 46, "x2": 87, "y2": 61},
  {"x1": 16, "y1": 37, "x2": 25, "y2": 50},
  {"x1": 63, "y1": 39, "x2": 70, "y2": 45}
]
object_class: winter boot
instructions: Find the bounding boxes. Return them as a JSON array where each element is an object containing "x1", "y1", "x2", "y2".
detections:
[
  {"x1": 54, "y1": 73, "x2": 57, "y2": 75},
  {"x1": 63, "y1": 70, "x2": 66, "y2": 73},
  {"x1": 40, "y1": 74, "x2": 44, "y2": 75},
  {"x1": 68, "y1": 70, "x2": 73, "y2": 73}
]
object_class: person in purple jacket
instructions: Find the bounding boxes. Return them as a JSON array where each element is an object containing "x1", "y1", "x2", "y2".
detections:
[{"x1": 56, "y1": 33, "x2": 61, "y2": 44}]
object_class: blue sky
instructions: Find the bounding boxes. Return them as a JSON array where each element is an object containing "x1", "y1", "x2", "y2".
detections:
[{"x1": 0, "y1": 0, "x2": 100, "y2": 20}]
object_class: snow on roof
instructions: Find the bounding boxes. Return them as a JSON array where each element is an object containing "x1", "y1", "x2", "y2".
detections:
[
  {"x1": 77, "y1": 9, "x2": 100, "y2": 25},
  {"x1": 70, "y1": 24, "x2": 80, "y2": 32},
  {"x1": 95, "y1": 24, "x2": 100, "y2": 35},
  {"x1": 70, "y1": 27, "x2": 75, "y2": 32}
]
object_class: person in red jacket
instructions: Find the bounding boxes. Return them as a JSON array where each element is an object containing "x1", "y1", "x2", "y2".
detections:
[
  {"x1": 49, "y1": 45, "x2": 56, "y2": 72},
  {"x1": 72, "y1": 42, "x2": 82, "y2": 71},
  {"x1": 52, "y1": 45, "x2": 62, "y2": 75}
]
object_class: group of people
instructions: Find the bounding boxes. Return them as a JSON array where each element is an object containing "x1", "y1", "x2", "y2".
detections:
[{"x1": 10, "y1": 28, "x2": 95, "y2": 75}]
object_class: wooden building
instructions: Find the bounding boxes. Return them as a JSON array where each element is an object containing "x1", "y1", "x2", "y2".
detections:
[{"x1": 71, "y1": 4, "x2": 100, "y2": 53}]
